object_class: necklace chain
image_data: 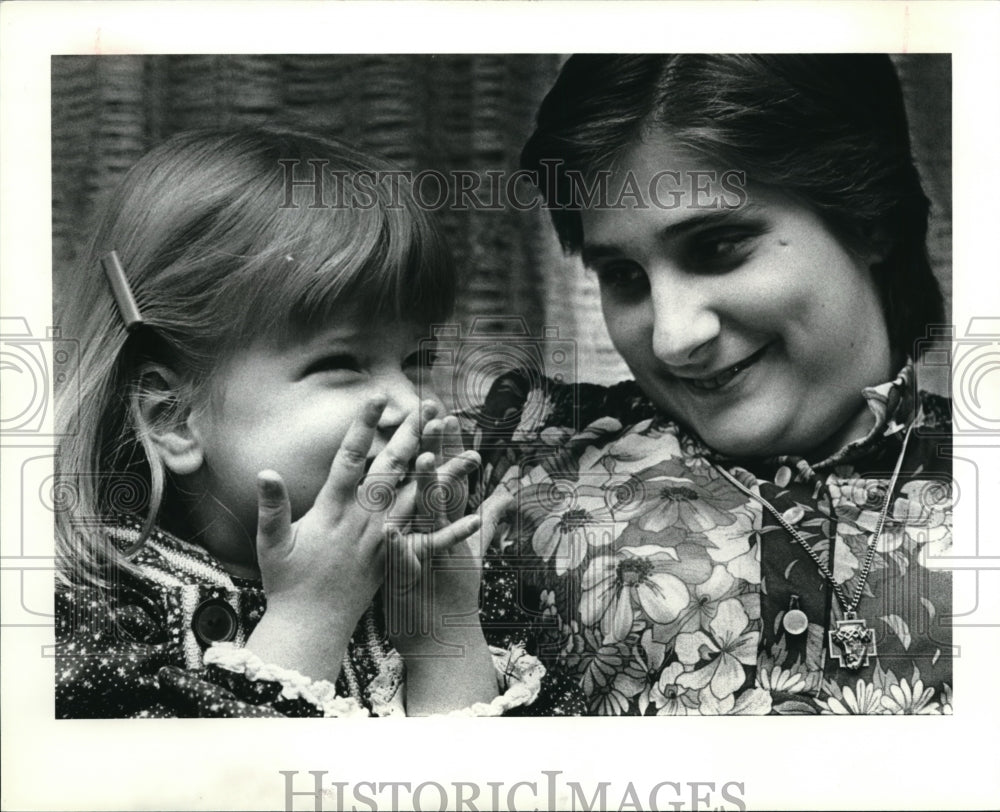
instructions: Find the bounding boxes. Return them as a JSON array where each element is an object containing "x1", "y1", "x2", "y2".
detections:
[{"x1": 714, "y1": 421, "x2": 915, "y2": 615}]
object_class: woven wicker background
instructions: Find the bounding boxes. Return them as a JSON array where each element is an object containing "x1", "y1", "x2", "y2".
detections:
[{"x1": 51, "y1": 54, "x2": 951, "y2": 386}]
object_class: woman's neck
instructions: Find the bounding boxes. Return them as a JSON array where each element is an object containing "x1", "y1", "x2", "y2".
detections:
[
  {"x1": 806, "y1": 402, "x2": 878, "y2": 462},
  {"x1": 801, "y1": 350, "x2": 907, "y2": 463}
]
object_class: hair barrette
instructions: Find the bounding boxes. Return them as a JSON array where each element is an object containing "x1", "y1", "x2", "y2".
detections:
[{"x1": 100, "y1": 250, "x2": 144, "y2": 331}]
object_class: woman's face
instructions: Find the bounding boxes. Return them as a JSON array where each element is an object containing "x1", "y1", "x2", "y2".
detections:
[{"x1": 580, "y1": 134, "x2": 893, "y2": 458}]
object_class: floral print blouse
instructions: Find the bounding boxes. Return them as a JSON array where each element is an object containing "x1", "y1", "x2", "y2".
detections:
[{"x1": 468, "y1": 363, "x2": 952, "y2": 715}]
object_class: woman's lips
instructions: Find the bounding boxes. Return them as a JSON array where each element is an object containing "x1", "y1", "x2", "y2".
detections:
[{"x1": 681, "y1": 344, "x2": 770, "y2": 392}]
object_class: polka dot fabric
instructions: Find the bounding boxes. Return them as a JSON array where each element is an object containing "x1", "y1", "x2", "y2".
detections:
[{"x1": 56, "y1": 520, "x2": 579, "y2": 717}]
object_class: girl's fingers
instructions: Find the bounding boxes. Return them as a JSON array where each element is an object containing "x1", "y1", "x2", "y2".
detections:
[
  {"x1": 414, "y1": 451, "x2": 443, "y2": 527},
  {"x1": 384, "y1": 527, "x2": 422, "y2": 594},
  {"x1": 388, "y1": 513, "x2": 483, "y2": 566},
  {"x1": 477, "y1": 491, "x2": 516, "y2": 556},
  {"x1": 320, "y1": 397, "x2": 386, "y2": 502},
  {"x1": 367, "y1": 399, "x2": 438, "y2": 482},
  {"x1": 419, "y1": 400, "x2": 441, "y2": 431},
  {"x1": 435, "y1": 449, "x2": 479, "y2": 523},
  {"x1": 441, "y1": 414, "x2": 462, "y2": 454},
  {"x1": 389, "y1": 450, "x2": 477, "y2": 528},
  {"x1": 256, "y1": 470, "x2": 291, "y2": 552},
  {"x1": 420, "y1": 417, "x2": 445, "y2": 467},
  {"x1": 436, "y1": 449, "x2": 481, "y2": 480},
  {"x1": 421, "y1": 513, "x2": 483, "y2": 556},
  {"x1": 387, "y1": 478, "x2": 417, "y2": 524}
]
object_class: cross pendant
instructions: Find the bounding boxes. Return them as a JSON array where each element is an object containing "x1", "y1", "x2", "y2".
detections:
[{"x1": 828, "y1": 613, "x2": 877, "y2": 670}]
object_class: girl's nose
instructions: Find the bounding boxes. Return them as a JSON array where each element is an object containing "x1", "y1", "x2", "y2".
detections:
[
  {"x1": 648, "y1": 272, "x2": 721, "y2": 367},
  {"x1": 375, "y1": 373, "x2": 425, "y2": 431}
]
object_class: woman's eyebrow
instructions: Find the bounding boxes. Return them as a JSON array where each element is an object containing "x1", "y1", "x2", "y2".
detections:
[
  {"x1": 581, "y1": 203, "x2": 761, "y2": 268},
  {"x1": 580, "y1": 243, "x2": 625, "y2": 267}
]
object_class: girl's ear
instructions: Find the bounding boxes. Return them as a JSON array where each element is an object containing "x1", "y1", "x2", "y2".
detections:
[{"x1": 134, "y1": 364, "x2": 205, "y2": 476}]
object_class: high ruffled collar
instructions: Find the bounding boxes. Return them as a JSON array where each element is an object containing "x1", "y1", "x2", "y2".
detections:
[{"x1": 821, "y1": 361, "x2": 917, "y2": 465}]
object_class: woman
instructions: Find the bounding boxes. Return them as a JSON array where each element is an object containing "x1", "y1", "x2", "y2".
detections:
[{"x1": 472, "y1": 54, "x2": 952, "y2": 715}]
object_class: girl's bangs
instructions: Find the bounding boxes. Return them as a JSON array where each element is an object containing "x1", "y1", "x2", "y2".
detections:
[{"x1": 230, "y1": 165, "x2": 455, "y2": 347}]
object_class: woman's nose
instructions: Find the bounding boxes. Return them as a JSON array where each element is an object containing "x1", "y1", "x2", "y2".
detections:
[{"x1": 648, "y1": 272, "x2": 720, "y2": 367}]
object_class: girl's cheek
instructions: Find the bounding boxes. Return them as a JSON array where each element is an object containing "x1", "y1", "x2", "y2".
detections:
[{"x1": 412, "y1": 370, "x2": 447, "y2": 413}]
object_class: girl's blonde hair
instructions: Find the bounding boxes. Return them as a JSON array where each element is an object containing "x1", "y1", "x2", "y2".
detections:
[{"x1": 55, "y1": 128, "x2": 454, "y2": 585}]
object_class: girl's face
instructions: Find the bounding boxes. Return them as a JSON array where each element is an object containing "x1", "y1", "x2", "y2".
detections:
[
  {"x1": 183, "y1": 307, "x2": 440, "y2": 570},
  {"x1": 581, "y1": 134, "x2": 893, "y2": 458}
]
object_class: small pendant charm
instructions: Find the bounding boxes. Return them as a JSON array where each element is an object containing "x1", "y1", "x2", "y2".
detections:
[
  {"x1": 782, "y1": 595, "x2": 808, "y2": 635},
  {"x1": 783, "y1": 609, "x2": 809, "y2": 635},
  {"x1": 828, "y1": 612, "x2": 877, "y2": 670}
]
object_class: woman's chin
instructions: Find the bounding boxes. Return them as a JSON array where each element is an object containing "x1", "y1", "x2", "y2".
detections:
[
  {"x1": 691, "y1": 417, "x2": 791, "y2": 459},
  {"x1": 701, "y1": 433, "x2": 773, "y2": 459}
]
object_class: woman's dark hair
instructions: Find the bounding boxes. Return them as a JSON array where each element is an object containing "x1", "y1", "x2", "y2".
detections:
[{"x1": 521, "y1": 54, "x2": 944, "y2": 359}]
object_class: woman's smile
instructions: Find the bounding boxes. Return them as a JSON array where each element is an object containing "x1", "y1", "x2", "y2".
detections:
[{"x1": 674, "y1": 343, "x2": 772, "y2": 393}]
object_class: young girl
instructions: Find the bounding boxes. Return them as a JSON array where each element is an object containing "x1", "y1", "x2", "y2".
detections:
[{"x1": 53, "y1": 128, "x2": 551, "y2": 718}]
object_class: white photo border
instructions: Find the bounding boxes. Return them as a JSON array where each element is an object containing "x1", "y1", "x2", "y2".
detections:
[{"x1": 2, "y1": 2, "x2": 999, "y2": 810}]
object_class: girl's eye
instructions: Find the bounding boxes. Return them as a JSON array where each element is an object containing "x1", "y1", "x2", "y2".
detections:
[
  {"x1": 403, "y1": 347, "x2": 436, "y2": 386},
  {"x1": 303, "y1": 354, "x2": 362, "y2": 377},
  {"x1": 403, "y1": 346, "x2": 436, "y2": 372},
  {"x1": 595, "y1": 261, "x2": 649, "y2": 297}
]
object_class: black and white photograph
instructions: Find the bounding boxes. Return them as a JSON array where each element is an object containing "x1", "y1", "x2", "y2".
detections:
[{"x1": 2, "y1": 2, "x2": 998, "y2": 811}]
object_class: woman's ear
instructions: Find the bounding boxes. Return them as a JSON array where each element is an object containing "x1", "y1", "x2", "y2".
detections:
[
  {"x1": 133, "y1": 364, "x2": 205, "y2": 476},
  {"x1": 861, "y1": 225, "x2": 892, "y2": 268}
]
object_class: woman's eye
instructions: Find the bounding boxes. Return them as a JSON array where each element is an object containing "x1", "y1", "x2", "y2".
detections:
[
  {"x1": 685, "y1": 231, "x2": 757, "y2": 271},
  {"x1": 596, "y1": 262, "x2": 649, "y2": 296}
]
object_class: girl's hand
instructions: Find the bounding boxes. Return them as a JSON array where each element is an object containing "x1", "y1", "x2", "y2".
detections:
[
  {"x1": 380, "y1": 414, "x2": 514, "y2": 714},
  {"x1": 383, "y1": 416, "x2": 513, "y2": 655},
  {"x1": 245, "y1": 397, "x2": 469, "y2": 683}
]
